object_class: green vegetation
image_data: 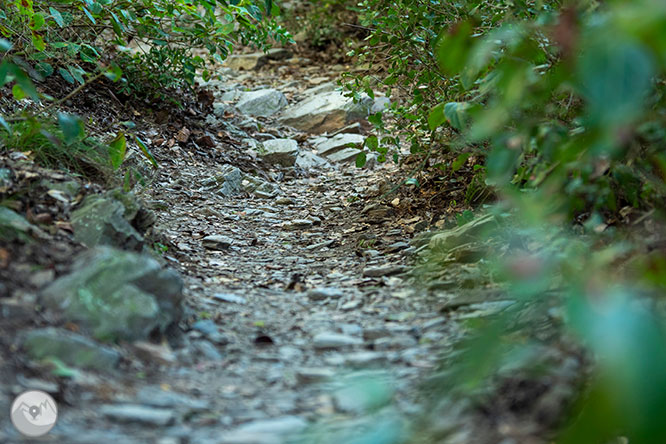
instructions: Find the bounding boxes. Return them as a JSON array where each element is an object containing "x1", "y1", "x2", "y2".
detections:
[
  {"x1": 0, "y1": 0, "x2": 289, "y2": 176},
  {"x1": 334, "y1": 0, "x2": 666, "y2": 441}
]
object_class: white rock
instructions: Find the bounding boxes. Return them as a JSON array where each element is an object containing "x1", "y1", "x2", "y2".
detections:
[
  {"x1": 313, "y1": 332, "x2": 363, "y2": 349},
  {"x1": 236, "y1": 89, "x2": 288, "y2": 117},
  {"x1": 260, "y1": 139, "x2": 299, "y2": 167},
  {"x1": 314, "y1": 133, "x2": 365, "y2": 156}
]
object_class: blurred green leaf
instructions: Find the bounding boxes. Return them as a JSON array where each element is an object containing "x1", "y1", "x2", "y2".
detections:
[
  {"x1": 109, "y1": 132, "x2": 127, "y2": 170},
  {"x1": 57, "y1": 113, "x2": 84, "y2": 144},
  {"x1": 135, "y1": 136, "x2": 159, "y2": 168},
  {"x1": 355, "y1": 151, "x2": 367, "y2": 168}
]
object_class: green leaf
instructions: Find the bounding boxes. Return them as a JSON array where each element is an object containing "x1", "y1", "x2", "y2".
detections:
[
  {"x1": 428, "y1": 102, "x2": 446, "y2": 130},
  {"x1": 49, "y1": 7, "x2": 64, "y2": 27},
  {"x1": 12, "y1": 84, "x2": 26, "y2": 100},
  {"x1": 82, "y1": 7, "x2": 96, "y2": 24},
  {"x1": 578, "y1": 40, "x2": 654, "y2": 128},
  {"x1": 57, "y1": 113, "x2": 84, "y2": 144},
  {"x1": 135, "y1": 136, "x2": 159, "y2": 168},
  {"x1": 30, "y1": 12, "x2": 45, "y2": 30},
  {"x1": 104, "y1": 65, "x2": 122, "y2": 82},
  {"x1": 368, "y1": 112, "x2": 383, "y2": 128},
  {"x1": 109, "y1": 132, "x2": 127, "y2": 170},
  {"x1": 58, "y1": 67, "x2": 75, "y2": 84},
  {"x1": 444, "y1": 102, "x2": 470, "y2": 130},
  {"x1": 364, "y1": 135, "x2": 379, "y2": 151},
  {"x1": 68, "y1": 65, "x2": 86, "y2": 85},
  {"x1": 31, "y1": 33, "x2": 45, "y2": 51},
  {"x1": 35, "y1": 62, "x2": 53, "y2": 77},
  {"x1": 434, "y1": 21, "x2": 474, "y2": 76},
  {"x1": 110, "y1": 12, "x2": 124, "y2": 37},
  {"x1": 8, "y1": 62, "x2": 39, "y2": 101},
  {"x1": 356, "y1": 151, "x2": 367, "y2": 168},
  {"x1": 123, "y1": 170, "x2": 131, "y2": 192},
  {"x1": 405, "y1": 178, "x2": 419, "y2": 186},
  {"x1": 451, "y1": 153, "x2": 471, "y2": 172}
]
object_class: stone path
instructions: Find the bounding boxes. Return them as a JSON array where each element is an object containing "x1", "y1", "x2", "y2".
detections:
[{"x1": 1, "y1": 54, "x2": 455, "y2": 443}]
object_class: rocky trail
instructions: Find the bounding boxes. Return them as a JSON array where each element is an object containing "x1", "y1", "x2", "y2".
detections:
[
  {"x1": 0, "y1": 50, "x2": 460, "y2": 443},
  {"x1": 1, "y1": 47, "x2": 580, "y2": 444}
]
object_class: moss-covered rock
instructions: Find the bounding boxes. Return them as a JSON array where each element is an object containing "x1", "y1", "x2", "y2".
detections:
[{"x1": 40, "y1": 247, "x2": 183, "y2": 342}]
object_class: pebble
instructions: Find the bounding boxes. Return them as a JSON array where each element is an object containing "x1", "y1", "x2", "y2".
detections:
[
  {"x1": 191, "y1": 339, "x2": 224, "y2": 361},
  {"x1": 296, "y1": 367, "x2": 336, "y2": 384},
  {"x1": 202, "y1": 235, "x2": 233, "y2": 250},
  {"x1": 344, "y1": 351, "x2": 388, "y2": 368},
  {"x1": 212, "y1": 293, "x2": 248, "y2": 304},
  {"x1": 100, "y1": 404, "x2": 176, "y2": 426},
  {"x1": 362, "y1": 264, "x2": 407, "y2": 277},
  {"x1": 313, "y1": 332, "x2": 363, "y2": 350},
  {"x1": 283, "y1": 219, "x2": 313, "y2": 230},
  {"x1": 307, "y1": 287, "x2": 344, "y2": 301}
]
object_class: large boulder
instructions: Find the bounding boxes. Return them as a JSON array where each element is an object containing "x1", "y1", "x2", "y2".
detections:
[
  {"x1": 70, "y1": 190, "x2": 147, "y2": 250},
  {"x1": 279, "y1": 91, "x2": 388, "y2": 134},
  {"x1": 259, "y1": 139, "x2": 299, "y2": 167},
  {"x1": 225, "y1": 48, "x2": 292, "y2": 71},
  {"x1": 235, "y1": 89, "x2": 288, "y2": 117},
  {"x1": 40, "y1": 247, "x2": 183, "y2": 342}
]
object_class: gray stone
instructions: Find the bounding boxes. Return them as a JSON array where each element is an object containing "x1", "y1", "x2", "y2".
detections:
[
  {"x1": 303, "y1": 82, "x2": 338, "y2": 96},
  {"x1": 202, "y1": 235, "x2": 233, "y2": 250},
  {"x1": 192, "y1": 340, "x2": 223, "y2": 361},
  {"x1": 387, "y1": 241, "x2": 410, "y2": 252},
  {"x1": 22, "y1": 328, "x2": 121, "y2": 371},
  {"x1": 326, "y1": 147, "x2": 363, "y2": 164},
  {"x1": 40, "y1": 247, "x2": 183, "y2": 342},
  {"x1": 0, "y1": 206, "x2": 43, "y2": 241},
  {"x1": 313, "y1": 332, "x2": 363, "y2": 350},
  {"x1": 236, "y1": 89, "x2": 288, "y2": 117},
  {"x1": 136, "y1": 386, "x2": 209, "y2": 412},
  {"x1": 260, "y1": 139, "x2": 299, "y2": 167},
  {"x1": 333, "y1": 376, "x2": 393, "y2": 413},
  {"x1": 242, "y1": 175, "x2": 280, "y2": 198},
  {"x1": 296, "y1": 367, "x2": 335, "y2": 384},
  {"x1": 219, "y1": 416, "x2": 308, "y2": 444},
  {"x1": 362, "y1": 265, "x2": 407, "y2": 277},
  {"x1": 315, "y1": 133, "x2": 365, "y2": 157},
  {"x1": 70, "y1": 190, "x2": 144, "y2": 249},
  {"x1": 212, "y1": 293, "x2": 247, "y2": 304},
  {"x1": 211, "y1": 165, "x2": 243, "y2": 197},
  {"x1": 295, "y1": 151, "x2": 329, "y2": 170},
  {"x1": 192, "y1": 319, "x2": 229, "y2": 344},
  {"x1": 225, "y1": 48, "x2": 293, "y2": 71},
  {"x1": 363, "y1": 326, "x2": 391, "y2": 341},
  {"x1": 100, "y1": 404, "x2": 176, "y2": 426},
  {"x1": 373, "y1": 336, "x2": 418, "y2": 351},
  {"x1": 279, "y1": 91, "x2": 358, "y2": 133},
  {"x1": 307, "y1": 287, "x2": 344, "y2": 301},
  {"x1": 344, "y1": 351, "x2": 388, "y2": 368},
  {"x1": 283, "y1": 219, "x2": 313, "y2": 230}
]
